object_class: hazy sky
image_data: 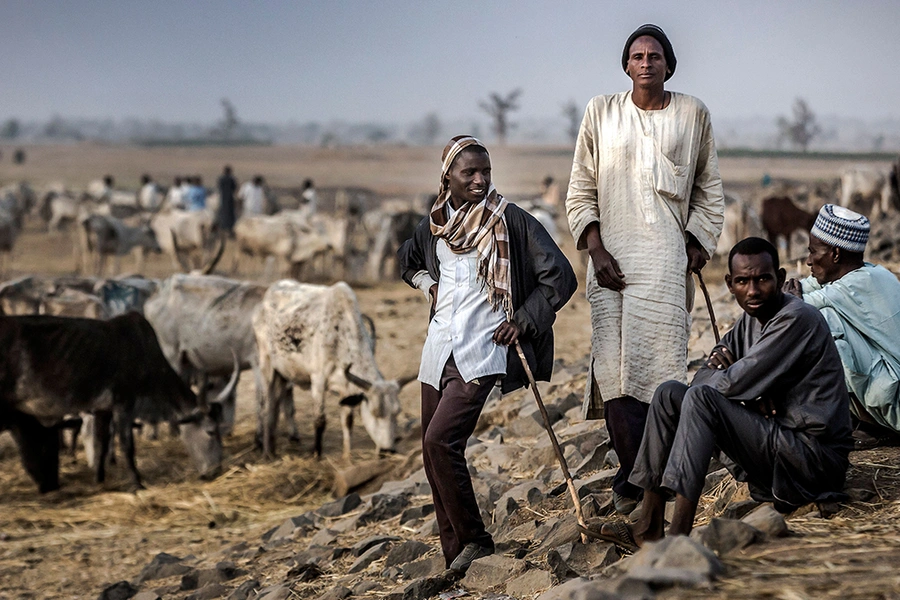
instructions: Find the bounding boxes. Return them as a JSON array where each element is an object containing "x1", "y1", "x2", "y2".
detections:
[{"x1": 2, "y1": 0, "x2": 898, "y2": 125}]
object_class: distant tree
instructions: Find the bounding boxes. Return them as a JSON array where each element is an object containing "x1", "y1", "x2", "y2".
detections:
[
  {"x1": 777, "y1": 98, "x2": 821, "y2": 152},
  {"x1": 479, "y1": 89, "x2": 522, "y2": 145},
  {"x1": 218, "y1": 98, "x2": 239, "y2": 139},
  {"x1": 409, "y1": 112, "x2": 442, "y2": 145},
  {"x1": 1, "y1": 118, "x2": 20, "y2": 140},
  {"x1": 562, "y1": 100, "x2": 581, "y2": 144}
]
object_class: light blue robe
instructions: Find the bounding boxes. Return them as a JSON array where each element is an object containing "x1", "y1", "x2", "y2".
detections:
[{"x1": 801, "y1": 264, "x2": 900, "y2": 431}]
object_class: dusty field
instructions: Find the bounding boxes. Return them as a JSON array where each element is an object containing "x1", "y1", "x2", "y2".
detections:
[{"x1": 1, "y1": 144, "x2": 899, "y2": 599}]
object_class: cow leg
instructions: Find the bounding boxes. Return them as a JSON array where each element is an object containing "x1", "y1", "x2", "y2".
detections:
[
  {"x1": 283, "y1": 385, "x2": 300, "y2": 443},
  {"x1": 93, "y1": 411, "x2": 113, "y2": 483},
  {"x1": 263, "y1": 372, "x2": 288, "y2": 459},
  {"x1": 340, "y1": 405, "x2": 354, "y2": 460},
  {"x1": 82, "y1": 414, "x2": 98, "y2": 468},
  {"x1": 311, "y1": 373, "x2": 327, "y2": 459},
  {"x1": 115, "y1": 410, "x2": 143, "y2": 490}
]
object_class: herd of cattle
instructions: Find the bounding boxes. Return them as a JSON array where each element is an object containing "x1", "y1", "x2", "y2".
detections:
[
  {"x1": 1, "y1": 157, "x2": 898, "y2": 496},
  {"x1": 0, "y1": 268, "x2": 418, "y2": 495}
]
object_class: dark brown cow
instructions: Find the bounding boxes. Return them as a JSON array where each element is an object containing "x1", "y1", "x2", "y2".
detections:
[
  {"x1": 0, "y1": 312, "x2": 225, "y2": 490},
  {"x1": 0, "y1": 407, "x2": 60, "y2": 493},
  {"x1": 760, "y1": 196, "x2": 817, "y2": 259}
]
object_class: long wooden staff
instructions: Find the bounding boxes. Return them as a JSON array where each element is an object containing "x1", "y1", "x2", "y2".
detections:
[
  {"x1": 514, "y1": 341, "x2": 588, "y2": 543},
  {"x1": 695, "y1": 271, "x2": 720, "y2": 344}
]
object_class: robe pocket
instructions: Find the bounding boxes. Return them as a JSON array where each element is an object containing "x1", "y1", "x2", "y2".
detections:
[{"x1": 655, "y1": 152, "x2": 690, "y2": 201}]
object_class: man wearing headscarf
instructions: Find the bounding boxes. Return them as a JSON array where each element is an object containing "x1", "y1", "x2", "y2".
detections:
[
  {"x1": 399, "y1": 136, "x2": 577, "y2": 573},
  {"x1": 566, "y1": 24, "x2": 725, "y2": 514},
  {"x1": 785, "y1": 204, "x2": 900, "y2": 447}
]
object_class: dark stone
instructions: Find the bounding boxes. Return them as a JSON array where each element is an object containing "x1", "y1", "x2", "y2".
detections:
[
  {"x1": 180, "y1": 570, "x2": 200, "y2": 591},
  {"x1": 399, "y1": 504, "x2": 435, "y2": 525},
  {"x1": 573, "y1": 444, "x2": 611, "y2": 478},
  {"x1": 352, "y1": 535, "x2": 401, "y2": 556},
  {"x1": 286, "y1": 562, "x2": 323, "y2": 582},
  {"x1": 721, "y1": 499, "x2": 762, "y2": 520},
  {"x1": 575, "y1": 469, "x2": 618, "y2": 498},
  {"x1": 399, "y1": 554, "x2": 446, "y2": 580},
  {"x1": 308, "y1": 528, "x2": 339, "y2": 547},
  {"x1": 352, "y1": 580, "x2": 382, "y2": 595},
  {"x1": 460, "y1": 555, "x2": 527, "y2": 593},
  {"x1": 392, "y1": 573, "x2": 456, "y2": 600},
  {"x1": 137, "y1": 552, "x2": 192, "y2": 583},
  {"x1": 547, "y1": 545, "x2": 580, "y2": 581},
  {"x1": 506, "y1": 569, "x2": 554, "y2": 597},
  {"x1": 255, "y1": 584, "x2": 293, "y2": 600},
  {"x1": 626, "y1": 535, "x2": 725, "y2": 586},
  {"x1": 317, "y1": 493, "x2": 363, "y2": 518},
  {"x1": 183, "y1": 561, "x2": 245, "y2": 589},
  {"x1": 384, "y1": 540, "x2": 433, "y2": 568},
  {"x1": 691, "y1": 518, "x2": 762, "y2": 556},
  {"x1": 184, "y1": 583, "x2": 227, "y2": 600},
  {"x1": 530, "y1": 515, "x2": 581, "y2": 555},
  {"x1": 349, "y1": 541, "x2": 392, "y2": 573},
  {"x1": 357, "y1": 494, "x2": 412, "y2": 526},
  {"x1": 315, "y1": 586, "x2": 351, "y2": 600},
  {"x1": 227, "y1": 580, "x2": 260, "y2": 600},
  {"x1": 263, "y1": 512, "x2": 319, "y2": 542},
  {"x1": 293, "y1": 544, "x2": 341, "y2": 566},
  {"x1": 701, "y1": 468, "x2": 731, "y2": 494},
  {"x1": 97, "y1": 581, "x2": 138, "y2": 600}
]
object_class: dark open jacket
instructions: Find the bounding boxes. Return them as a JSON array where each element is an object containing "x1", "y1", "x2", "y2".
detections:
[{"x1": 398, "y1": 204, "x2": 577, "y2": 393}]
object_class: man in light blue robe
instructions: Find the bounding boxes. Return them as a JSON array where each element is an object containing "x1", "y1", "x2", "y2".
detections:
[{"x1": 785, "y1": 204, "x2": 900, "y2": 445}]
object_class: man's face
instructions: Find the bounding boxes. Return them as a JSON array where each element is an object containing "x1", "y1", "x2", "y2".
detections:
[
  {"x1": 726, "y1": 253, "x2": 786, "y2": 323},
  {"x1": 625, "y1": 35, "x2": 667, "y2": 88},
  {"x1": 447, "y1": 149, "x2": 491, "y2": 207},
  {"x1": 807, "y1": 234, "x2": 840, "y2": 284}
]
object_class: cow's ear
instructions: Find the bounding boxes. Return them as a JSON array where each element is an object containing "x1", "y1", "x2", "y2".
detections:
[{"x1": 339, "y1": 394, "x2": 366, "y2": 407}]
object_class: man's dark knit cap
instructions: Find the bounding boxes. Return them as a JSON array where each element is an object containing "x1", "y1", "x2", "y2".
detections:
[{"x1": 621, "y1": 24, "x2": 676, "y2": 81}]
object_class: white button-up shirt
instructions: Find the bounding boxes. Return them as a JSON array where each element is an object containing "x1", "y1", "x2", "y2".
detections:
[{"x1": 414, "y1": 236, "x2": 508, "y2": 389}]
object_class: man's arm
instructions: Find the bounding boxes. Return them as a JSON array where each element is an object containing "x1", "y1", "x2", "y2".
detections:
[
  {"x1": 692, "y1": 307, "x2": 819, "y2": 404},
  {"x1": 684, "y1": 107, "x2": 725, "y2": 265},
  {"x1": 397, "y1": 216, "x2": 432, "y2": 289},
  {"x1": 509, "y1": 212, "x2": 577, "y2": 340}
]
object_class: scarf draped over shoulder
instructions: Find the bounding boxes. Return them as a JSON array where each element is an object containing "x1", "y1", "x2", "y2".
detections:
[{"x1": 429, "y1": 136, "x2": 513, "y2": 318}]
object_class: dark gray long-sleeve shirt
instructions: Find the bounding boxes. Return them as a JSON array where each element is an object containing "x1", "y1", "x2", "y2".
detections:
[{"x1": 692, "y1": 293, "x2": 853, "y2": 503}]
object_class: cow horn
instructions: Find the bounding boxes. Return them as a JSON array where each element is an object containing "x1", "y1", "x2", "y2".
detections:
[
  {"x1": 170, "y1": 231, "x2": 192, "y2": 272},
  {"x1": 200, "y1": 234, "x2": 226, "y2": 275},
  {"x1": 214, "y1": 349, "x2": 241, "y2": 405},
  {"x1": 344, "y1": 365, "x2": 372, "y2": 391},
  {"x1": 395, "y1": 372, "x2": 419, "y2": 389}
]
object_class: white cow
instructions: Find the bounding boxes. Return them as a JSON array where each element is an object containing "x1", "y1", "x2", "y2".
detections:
[
  {"x1": 150, "y1": 208, "x2": 218, "y2": 271},
  {"x1": 252, "y1": 280, "x2": 414, "y2": 459},
  {"x1": 839, "y1": 164, "x2": 899, "y2": 218}
]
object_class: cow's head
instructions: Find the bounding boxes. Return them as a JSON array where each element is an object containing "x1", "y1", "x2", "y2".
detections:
[
  {"x1": 344, "y1": 367, "x2": 416, "y2": 453},
  {"x1": 178, "y1": 402, "x2": 223, "y2": 479}
]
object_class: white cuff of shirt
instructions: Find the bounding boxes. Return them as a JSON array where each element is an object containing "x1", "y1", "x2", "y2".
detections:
[{"x1": 411, "y1": 270, "x2": 438, "y2": 299}]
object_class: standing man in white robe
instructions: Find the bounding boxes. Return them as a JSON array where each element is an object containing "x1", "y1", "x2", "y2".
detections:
[{"x1": 566, "y1": 24, "x2": 724, "y2": 514}]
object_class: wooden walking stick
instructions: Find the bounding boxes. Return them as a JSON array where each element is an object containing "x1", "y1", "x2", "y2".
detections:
[
  {"x1": 695, "y1": 270, "x2": 720, "y2": 344},
  {"x1": 514, "y1": 341, "x2": 589, "y2": 543}
]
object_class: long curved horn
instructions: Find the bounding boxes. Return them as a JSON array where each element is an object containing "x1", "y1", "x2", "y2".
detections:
[
  {"x1": 395, "y1": 372, "x2": 419, "y2": 389},
  {"x1": 201, "y1": 234, "x2": 226, "y2": 275},
  {"x1": 170, "y1": 231, "x2": 192, "y2": 272},
  {"x1": 214, "y1": 350, "x2": 241, "y2": 405},
  {"x1": 344, "y1": 364, "x2": 372, "y2": 391}
]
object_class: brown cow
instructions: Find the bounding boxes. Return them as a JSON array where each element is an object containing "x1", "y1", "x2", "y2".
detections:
[{"x1": 760, "y1": 196, "x2": 817, "y2": 259}]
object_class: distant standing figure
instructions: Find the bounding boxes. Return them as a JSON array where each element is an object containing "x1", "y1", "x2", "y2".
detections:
[
  {"x1": 299, "y1": 178, "x2": 317, "y2": 218},
  {"x1": 238, "y1": 175, "x2": 266, "y2": 217},
  {"x1": 185, "y1": 176, "x2": 207, "y2": 212},
  {"x1": 217, "y1": 165, "x2": 238, "y2": 234},
  {"x1": 13, "y1": 149, "x2": 26, "y2": 164},
  {"x1": 138, "y1": 174, "x2": 162, "y2": 211},
  {"x1": 540, "y1": 175, "x2": 561, "y2": 210},
  {"x1": 167, "y1": 176, "x2": 186, "y2": 210}
]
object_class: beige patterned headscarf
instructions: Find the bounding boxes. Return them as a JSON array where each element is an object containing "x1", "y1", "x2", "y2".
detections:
[{"x1": 430, "y1": 135, "x2": 512, "y2": 318}]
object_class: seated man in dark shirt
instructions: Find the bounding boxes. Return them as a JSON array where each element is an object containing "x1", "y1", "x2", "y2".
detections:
[{"x1": 584, "y1": 237, "x2": 853, "y2": 550}]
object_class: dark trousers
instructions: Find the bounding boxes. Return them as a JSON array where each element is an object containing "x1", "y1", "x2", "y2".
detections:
[
  {"x1": 606, "y1": 395, "x2": 650, "y2": 499},
  {"x1": 630, "y1": 381, "x2": 784, "y2": 503},
  {"x1": 421, "y1": 355, "x2": 498, "y2": 567}
]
